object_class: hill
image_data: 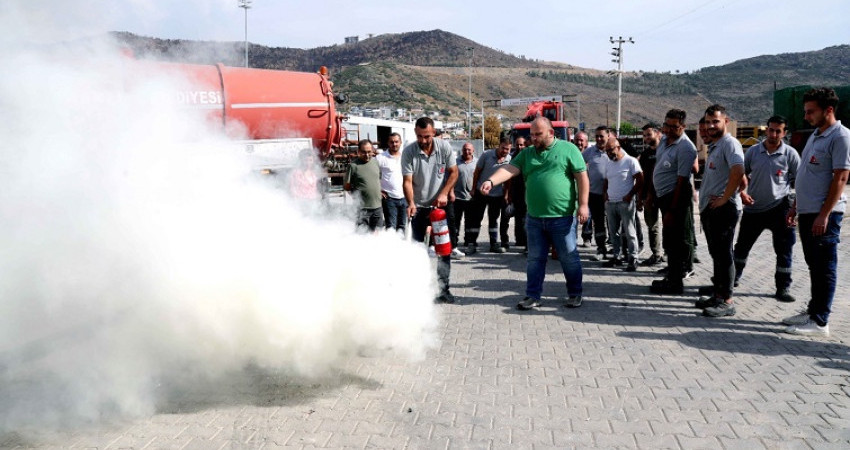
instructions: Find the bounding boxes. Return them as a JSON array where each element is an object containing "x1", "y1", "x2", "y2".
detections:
[{"x1": 111, "y1": 31, "x2": 850, "y2": 129}]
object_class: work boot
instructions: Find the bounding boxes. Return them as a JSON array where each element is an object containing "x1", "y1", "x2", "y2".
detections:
[{"x1": 775, "y1": 288, "x2": 796, "y2": 303}]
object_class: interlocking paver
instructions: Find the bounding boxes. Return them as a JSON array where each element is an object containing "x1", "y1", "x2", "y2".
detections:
[{"x1": 6, "y1": 190, "x2": 850, "y2": 449}]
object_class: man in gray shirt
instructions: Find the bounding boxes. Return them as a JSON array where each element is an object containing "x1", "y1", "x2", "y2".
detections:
[
  {"x1": 452, "y1": 142, "x2": 477, "y2": 254},
  {"x1": 402, "y1": 117, "x2": 459, "y2": 303},
  {"x1": 783, "y1": 87, "x2": 850, "y2": 337},
  {"x1": 696, "y1": 104, "x2": 745, "y2": 318},
  {"x1": 732, "y1": 116, "x2": 800, "y2": 303},
  {"x1": 582, "y1": 126, "x2": 611, "y2": 260},
  {"x1": 650, "y1": 109, "x2": 698, "y2": 295},
  {"x1": 472, "y1": 137, "x2": 512, "y2": 253}
]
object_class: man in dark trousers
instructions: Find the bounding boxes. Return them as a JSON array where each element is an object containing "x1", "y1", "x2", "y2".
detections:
[
  {"x1": 402, "y1": 118, "x2": 459, "y2": 303},
  {"x1": 783, "y1": 87, "x2": 850, "y2": 337}
]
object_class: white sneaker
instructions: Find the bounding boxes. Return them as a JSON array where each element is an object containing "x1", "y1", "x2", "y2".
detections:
[
  {"x1": 592, "y1": 251, "x2": 604, "y2": 261},
  {"x1": 782, "y1": 310, "x2": 810, "y2": 326},
  {"x1": 451, "y1": 247, "x2": 466, "y2": 258},
  {"x1": 427, "y1": 247, "x2": 436, "y2": 257},
  {"x1": 785, "y1": 319, "x2": 829, "y2": 337}
]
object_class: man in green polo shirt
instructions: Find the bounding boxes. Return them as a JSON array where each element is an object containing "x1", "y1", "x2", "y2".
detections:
[{"x1": 480, "y1": 117, "x2": 589, "y2": 310}]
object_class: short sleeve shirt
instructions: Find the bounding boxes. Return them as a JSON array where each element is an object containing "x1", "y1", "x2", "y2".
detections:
[
  {"x1": 605, "y1": 154, "x2": 642, "y2": 201},
  {"x1": 344, "y1": 157, "x2": 383, "y2": 209},
  {"x1": 699, "y1": 133, "x2": 745, "y2": 212},
  {"x1": 375, "y1": 151, "x2": 404, "y2": 199},
  {"x1": 796, "y1": 120, "x2": 850, "y2": 214},
  {"x1": 653, "y1": 134, "x2": 697, "y2": 198},
  {"x1": 510, "y1": 139, "x2": 587, "y2": 218},
  {"x1": 582, "y1": 145, "x2": 609, "y2": 195},
  {"x1": 401, "y1": 138, "x2": 457, "y2": 207},
  {"x1": 743, "y1": 141, "x2": 800, "y2": 213},
  {"x1": 476, "y1": 150, "x2": 512, "y2": 197},
  {"x1": 454, "y1": 157, "x2": 477, "y2": 200}
]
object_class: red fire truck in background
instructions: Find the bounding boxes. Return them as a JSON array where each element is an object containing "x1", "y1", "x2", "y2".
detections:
[{"x1": 507, "y1": 97, "x2": 572, "y2": 142}]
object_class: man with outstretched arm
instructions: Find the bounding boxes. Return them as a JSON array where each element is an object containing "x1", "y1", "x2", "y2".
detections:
[{"x1": 480, "y1": 117, "x2": 589, "y2": 310}]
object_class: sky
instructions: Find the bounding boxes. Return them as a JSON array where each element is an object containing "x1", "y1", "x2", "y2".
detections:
[{"x1": 6, "y1": 0, "x2": 850, "y2": 72}]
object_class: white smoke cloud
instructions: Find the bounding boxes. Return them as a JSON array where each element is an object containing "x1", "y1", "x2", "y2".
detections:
[{"x1": 0, "y1": 9, "x2": 438, "y2": 431}]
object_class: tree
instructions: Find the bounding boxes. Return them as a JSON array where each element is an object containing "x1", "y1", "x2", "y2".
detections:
[
  {"x1": 619, "y1": 122, "x2": 638, "y2": 136},
  {"x1": 472, "y1": 115, "x2": 502, "y2": 148}
]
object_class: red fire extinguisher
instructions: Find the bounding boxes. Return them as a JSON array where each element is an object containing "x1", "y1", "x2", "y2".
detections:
[{"x1": 429, "y1": 208, "x2": 452, "y2": 257}]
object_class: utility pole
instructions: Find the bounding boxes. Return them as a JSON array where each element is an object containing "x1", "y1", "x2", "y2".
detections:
[
  {"x1": 238, "y1": 0, "x2": 252, "y2": 67},
  {"x1": 467, "y1": 47, "x2": 474, "y2": 138},
  {"x1": 609, "y1": 36, "x2": 634, "y2": 135}
]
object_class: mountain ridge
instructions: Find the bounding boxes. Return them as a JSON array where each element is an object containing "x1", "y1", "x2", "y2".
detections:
[{"x1": 111, "y1": 30, "x2": 850, "y2": 128}]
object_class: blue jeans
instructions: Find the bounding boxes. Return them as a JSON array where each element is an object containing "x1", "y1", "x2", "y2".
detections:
[
  {"x1": 526, "y1": 215, "x2": 583, "y2": 299},
  {"x1": 799, "y1": 212, "x2": 843, "y2": 326},
  {"x1": 382, "y1": 196, "x2": 408, "y2": 232}
]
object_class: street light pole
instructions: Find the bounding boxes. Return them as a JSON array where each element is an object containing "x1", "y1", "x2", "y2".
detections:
[
  {"x1": 609, "y1": 36, "x2": 634, "y2": 135},
  {"x1": 467, "y1": 47, "x2": 474, "y2": 138},
  {"x1": 238, "y1": 0, "x2": 252, "y2": 67}
]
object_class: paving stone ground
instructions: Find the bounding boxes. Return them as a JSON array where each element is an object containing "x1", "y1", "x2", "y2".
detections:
[{"x1": 3, "y1": 191, "x2": 850, "y2": 449}]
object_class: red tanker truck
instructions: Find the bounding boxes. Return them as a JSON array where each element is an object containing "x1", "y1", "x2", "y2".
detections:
[{"x1": 139, "y1": 59, "x2": 347, "y2": 172}]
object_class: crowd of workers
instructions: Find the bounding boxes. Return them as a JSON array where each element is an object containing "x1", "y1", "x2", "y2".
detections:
[{"x1": 340, "y1": 87, "x2": 849, "y2": 339}]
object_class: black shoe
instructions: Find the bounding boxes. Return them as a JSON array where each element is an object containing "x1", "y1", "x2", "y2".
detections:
[
  {"x1": 656, "y1": 266, "x2": 669, "y2": 274},
  {"x1": 703, "y1": 302, "x2": 736, "y2": 317},
  {"x1": 603, "y1": 257, "x2": 623, "y2": 267},
  {"x1": 698, "y1": 285, "x2": 715, "y2": 296},
  {"x1": 695, "y1": 295, "x2": 722, "y2": 309},
  {"x1": 775, "y1": 288, "x2": 796, "y2": 303},
  {"x1": 435, "y1": 291, "x2": 455, "y2": 304},
  {"x1": 517, "y1": 297, "x2": 540, "y2": 310},
  {"x1": 640, "y1": 255, "x2": 662, "y2": 266},
  {"x1": 734, "y1": 279, "x2": 740, "y2": 288},
  {"x1": 693, "y1": 255, "x2": 701, "y2": 264},
  {"x1": 564, "y1": 295, "x2": 583, "y2": 308},
  {"x1": 624, "y1": 263, "x2": 637, "y2": 272},
  {"x1": 650, "y1": 279, "x2": 683, "y2": 295}
]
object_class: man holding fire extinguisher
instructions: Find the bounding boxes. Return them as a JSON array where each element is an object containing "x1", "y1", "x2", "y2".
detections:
[{"x1": 403, "y1": 117, "x2": 459, "y2": 304}]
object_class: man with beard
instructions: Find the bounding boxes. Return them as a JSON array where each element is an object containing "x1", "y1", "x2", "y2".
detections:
[
  {"x1": 650, "y1": 109, "x2": 697, "y2": 295},
  {"x1": 402, "y1": 117, "x2": 459, "y2": 303},
  {"x1": 638, "y1": 123, "x2": 664, "y2": 266},
  {"x1": 345, "y1": 140, "x2": 384, "y2": 232},
  {"x1": 783, "y1": 87, "x2": 850, "y2": 336},
  {"x1": 695, "y1": 104, "x2": 745, "y2": 318},
  {"x1": 731, "y1": 116, "x2": 800, "y2": 303},
  {"x1": 451, "y1": 142, "x2": 476, "y2": 256},
  {"x1": 376, "y1": 133, "x2": 407, "y2": 232},
  {"x1": 480, "y1": 117, "x2": 589, "y2": 310},
  {"x1": 602, "y1": 136, "x2": 643, "y2": 272},
  {"x1": 472, "y1": 137, "x2": 513, "y2": 253},
  {"x1": 508, "y1": 136, "x2": 529, "y2": 253},
  {"x1": 582, "y1": 126, "x2": 611, "y2": 260}
]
